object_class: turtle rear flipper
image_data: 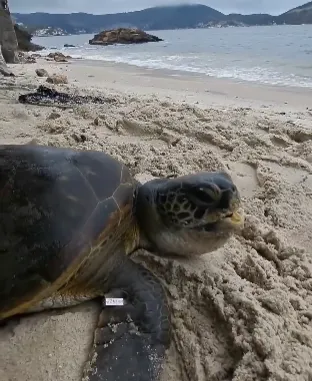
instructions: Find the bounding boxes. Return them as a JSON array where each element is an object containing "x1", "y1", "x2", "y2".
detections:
[
  {"x1": 86, "y1": 325, "x2": 167, "y2": 381},
  {"x1": 83, "y1": 258, "x2": 171, "y2": 381}
]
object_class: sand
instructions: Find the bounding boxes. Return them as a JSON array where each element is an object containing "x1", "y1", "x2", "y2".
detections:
[{"x1": 1, "y1": 58, "x2": 312, "y2": 381}]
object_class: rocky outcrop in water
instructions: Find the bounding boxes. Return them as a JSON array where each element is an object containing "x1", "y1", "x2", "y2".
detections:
[
  {"x1": 89, "y1": 28, "x2": 163, "y2": 46},
  {"x1": 0, "y1": 0, "x2": 19, "y2": 63}
]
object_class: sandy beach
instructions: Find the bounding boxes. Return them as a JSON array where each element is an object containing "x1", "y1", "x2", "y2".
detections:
[{"x1": 1, "y1": 57, "x2": 312, "y2": 381}]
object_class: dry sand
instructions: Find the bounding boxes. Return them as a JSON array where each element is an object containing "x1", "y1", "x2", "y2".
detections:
[{"x1": 1, "y1": 58, "x2": 312, "y2": 381}]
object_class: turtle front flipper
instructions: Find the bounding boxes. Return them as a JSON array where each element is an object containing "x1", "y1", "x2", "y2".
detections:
[{"x1": 83, "y1": 258, "x2": 171, "y2": 381}]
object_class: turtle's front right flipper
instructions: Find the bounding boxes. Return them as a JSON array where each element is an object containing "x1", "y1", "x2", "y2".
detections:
[{"x1": 83, "y1": 258, "x2": 171, "y2": 381}]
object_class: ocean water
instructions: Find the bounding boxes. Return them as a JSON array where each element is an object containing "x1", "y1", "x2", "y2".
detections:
[{"x1": 33, "y1": 25, "x2": 312, "y2": 88}]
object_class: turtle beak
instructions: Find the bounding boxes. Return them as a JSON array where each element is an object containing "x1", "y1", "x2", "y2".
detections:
[{"x1": 224, "y1": 209, "x2": 245, "y2": 227}]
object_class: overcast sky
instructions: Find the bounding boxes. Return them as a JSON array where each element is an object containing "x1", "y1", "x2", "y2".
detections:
[{"x1": 9, "y1": 0, "x2": 306, "y2": 16}]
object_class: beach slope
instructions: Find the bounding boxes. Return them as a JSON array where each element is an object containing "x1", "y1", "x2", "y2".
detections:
[{"x1": 1, "y1": 60, "x2": 312, "y2": 381}]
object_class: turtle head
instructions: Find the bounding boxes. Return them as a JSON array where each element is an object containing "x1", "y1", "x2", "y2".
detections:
[{"x1": 136, "y1": 171, "x2": 244, "y2": 257}]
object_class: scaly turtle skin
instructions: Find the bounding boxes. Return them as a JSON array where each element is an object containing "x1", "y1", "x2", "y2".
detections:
[{"x1": 0, "y1": 143, "x2": 244, "y2": 381}]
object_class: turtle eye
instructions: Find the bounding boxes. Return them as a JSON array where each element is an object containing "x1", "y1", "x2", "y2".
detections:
[{"x1": 189, "y1": 186, "x2": 220, "y2": 206}]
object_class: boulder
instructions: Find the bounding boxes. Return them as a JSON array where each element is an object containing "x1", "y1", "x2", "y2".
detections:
[
  {"x1": 89, "y1": 28, "x2": 163, "y2": 46},
  {"x1": 17, "y1": 51, "x2": 36, "y2": 63},
  {"x1": 54, "y1": 55, "x2": 67, "y2": 63},
  {"x1": 47, "y1": 52, "x2": 71, "y2": 62},
  {"x1": 46, "y1": 74, "x2": 68, "y2": 85},
  {"x1": 47, "y1": 112, "x2": 61, "y2": 120},
  {"x1": 36, "y1": 68, "x2": 49, "y2": 77},
  {"x1": 31, "y1": 53, "x2": 42, "y2": 59}
]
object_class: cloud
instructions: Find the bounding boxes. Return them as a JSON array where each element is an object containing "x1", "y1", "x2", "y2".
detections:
[{"x1": 9, "y1": 0, "x2": 306, "y2": 16}]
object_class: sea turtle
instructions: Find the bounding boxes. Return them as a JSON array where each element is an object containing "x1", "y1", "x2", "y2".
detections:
[{"x1": 0, "y1": 143, "x2": 244, "y2": 381}]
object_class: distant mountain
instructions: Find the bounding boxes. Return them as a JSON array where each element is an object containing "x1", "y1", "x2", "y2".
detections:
[
  {"x1": 12, "y1": 2, "x2": 312, "y2": 36},
  {"x1": 226, "y1": 1, "x2": 312, "y2": 26},
  {"x1": 282, "y1": 1, "x2": 312, "y2": 13},
  {"x1": 226, "y1": 13, "x2": 275, "y2": 26},
  {"x1": 13, "y1": 5, "x2": 224, "y2": 35},
  {"x1": 277, "y1": 1, "x2": 312, "y2": 24}
]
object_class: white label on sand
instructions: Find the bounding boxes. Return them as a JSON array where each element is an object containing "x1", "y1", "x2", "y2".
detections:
[{"x1": 105, "y1": 297, "x2": 124, "y2": 306}]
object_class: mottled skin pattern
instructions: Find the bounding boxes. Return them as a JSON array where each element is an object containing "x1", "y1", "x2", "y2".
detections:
[{"x1": 0, "y1": 144, "x2": 244, "y2": 381}]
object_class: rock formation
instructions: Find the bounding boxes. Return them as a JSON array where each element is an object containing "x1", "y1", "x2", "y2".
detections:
[
  {"x1": 14, "y1": 24, "x2": 44, "y2": 52},
  {"x1": 35, "y1": 68, "x2": 49, "y2": 77},
  {"x1": 47, "y1": 52, "x2": 70, "y2": 62},
  {"x1": 0, "y1": 45, "x2": 14, "y2": 76},
  {"x1": 46, "y1": 74, "x2": 68, "y2": 85},
  {"x1": 89, "y1": 28, "x2": 163, "y2": 46},
  {"x1": 0, "y1": 0, "x2": 19, "y2": 63}
]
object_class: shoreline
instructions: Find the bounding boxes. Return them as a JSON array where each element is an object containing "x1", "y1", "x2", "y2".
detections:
[
  {"x1": 16, "y1": 57, "x2": 312, "y2": 113},
  {"x1": 73, "y1": 56, "x2": 312, "y2": 90},
  {"x1": 67, "y1": 58, "x2": 312, "y2": 111}
]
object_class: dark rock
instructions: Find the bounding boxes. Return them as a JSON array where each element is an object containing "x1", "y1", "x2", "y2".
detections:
[
  {"x1": 14, "y1": 24, "x2": 44, "y2": 52},
  {"x1": 30, "y1": 53, "x2": 42, "y2": 59},
  {"x1": 72, "y1": 133, "x2": 87, "y2": 143},
  {"x1": 18, "y1": 85, "x2": 112, "y2": 107},
  {"x1": 36, "y1": 68, "x2": 49, "y2": 77},
  {"x1": 47, "y1": 52, "x2": 71, "y2": 62},
  {"x1": 17, "y1": 51, "x2": 36, "y2": 63},
  {"x1": 64, "y1": 44, "x2": 75, "y2": 48},
  {"x1": 54, "y1": 56, "x2": 67, "y2": 63},
  {"x1": 47, "y1": 112, "x2": 61, "y2": 120},
  {"x1": 0, "y1": 1, "x2": 19, "y2": 63},
  {"x1": 89, "y1": 28, "x2": 163, "y2": 46}
]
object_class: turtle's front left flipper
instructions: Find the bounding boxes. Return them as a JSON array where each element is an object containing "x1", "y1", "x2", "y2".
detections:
[{"x1": 83, "y1": 258, "x2": 171, "y2": 381}]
